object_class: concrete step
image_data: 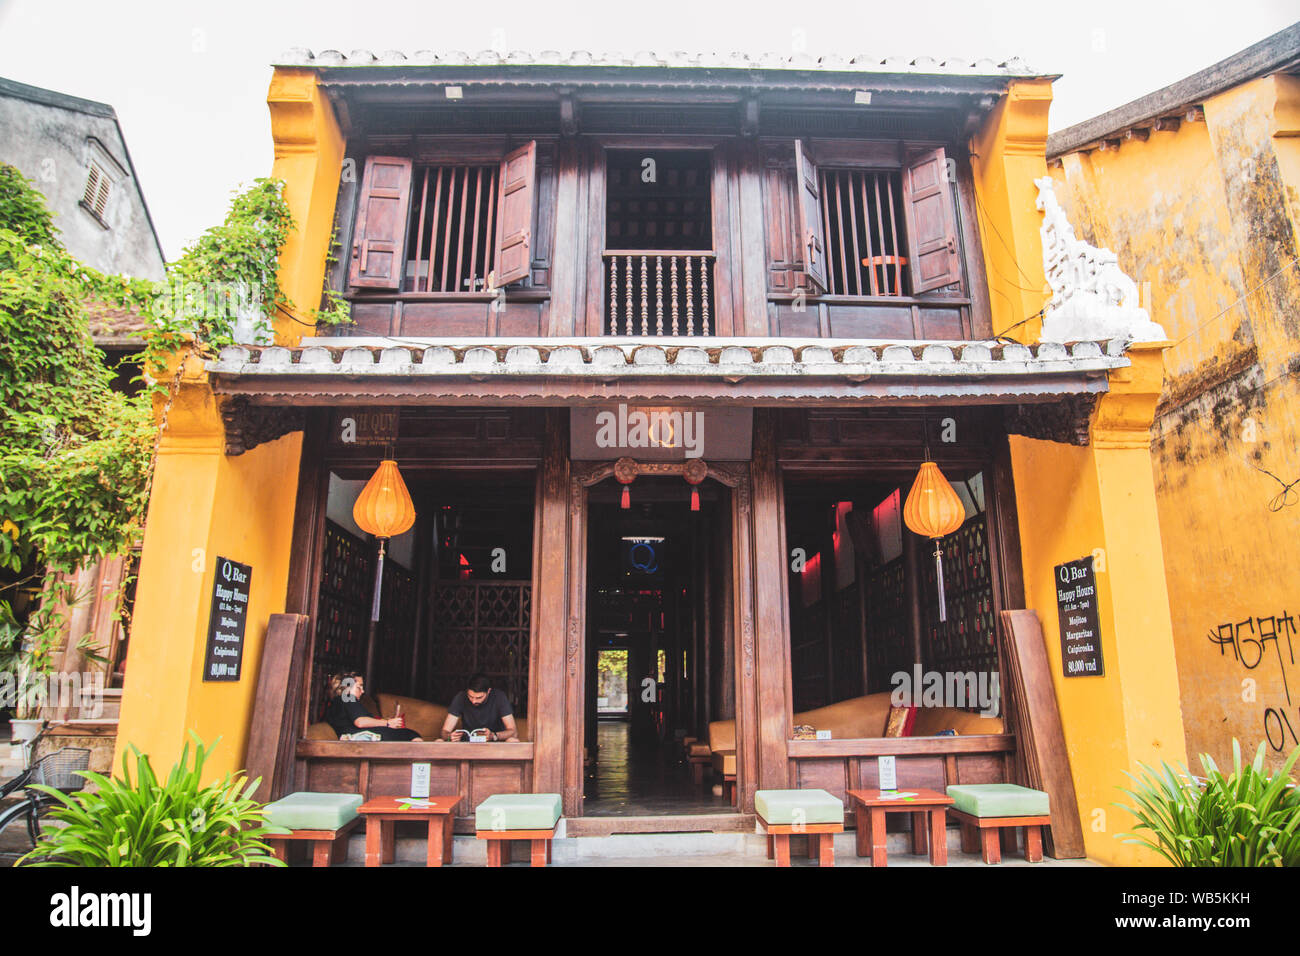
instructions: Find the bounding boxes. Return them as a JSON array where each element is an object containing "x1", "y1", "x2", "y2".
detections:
[
  {"x1": 566, "y1": 812, "x2": 753, "y2": 837},
  {"x1": 329, "y1": 822, "x2": 964, "y2": 866}
]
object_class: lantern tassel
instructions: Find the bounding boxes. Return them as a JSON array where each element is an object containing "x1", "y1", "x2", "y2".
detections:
[
  {"x1": 621, "y1": 485, "x2": 631, "y2": 509},
  {"x1": 370, "y1": 539, "x2": 387, "y2": 623},
  {"x1": 933, "y1": 543, "x2": 947, "y2": 623},
  {"x1": 690, "y1": 487, "x2": 700, "y2": 512}
]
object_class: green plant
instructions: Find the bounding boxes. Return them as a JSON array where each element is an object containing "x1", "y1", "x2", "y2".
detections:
[
  {"x1": 17, "y1": 734, "x2": 287, "y2": 867},
  {"x1": 1, "y1": 165, "x2": 155, "y2": 682},
  {"x1": 1117, "y1": 739, "x2": 1300, "y2": 866}
]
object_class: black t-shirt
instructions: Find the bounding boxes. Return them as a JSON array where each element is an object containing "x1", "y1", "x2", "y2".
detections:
[
  {"x1": 448, "y1": 688, "x2": 513, "y2": 734},
  {"x1": 325, "y1": 698, "x2": 370, "y2": 737}
]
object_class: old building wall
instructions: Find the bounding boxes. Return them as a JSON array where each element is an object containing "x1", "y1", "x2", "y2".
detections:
[
  {"x1": 0, "y1": 79, "x2": 165, "y2": 280},
  {"x1": 1051, "y1": 73, "x2": 1300, "y2": 771}
]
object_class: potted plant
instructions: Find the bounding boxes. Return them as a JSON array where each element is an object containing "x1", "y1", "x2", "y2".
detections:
[
  {"x1": 1117, "y1": 738, "x2": 1300, "y2": 866},
  {"x1": 18, "y1": 733, "x2": 286, "y2": 867},
  {"x1": 0, "y1": 581, "x2": 103, "y2": 750}
]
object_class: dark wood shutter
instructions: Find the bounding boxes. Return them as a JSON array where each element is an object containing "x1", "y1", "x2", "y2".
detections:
[
  {"x1": 348, "y1": 156, "x2": 413, "y2": 289},
  {"x1": 794, "y1": 139, "x2": 829, "y2": 294},
  {"x1": 493, "y1": 140, "x2": 537, "y2": 286},
  {"x1": 902, "y1": 147, "x2": 963, "y2": 293}
]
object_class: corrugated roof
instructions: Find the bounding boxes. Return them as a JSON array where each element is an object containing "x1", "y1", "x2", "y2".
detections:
[{"x1": 276, "y1": 48, "x2": 1041, "y2": 78}]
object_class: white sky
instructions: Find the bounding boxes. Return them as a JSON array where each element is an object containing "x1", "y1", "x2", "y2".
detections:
[{"x1": 1, "y1": 0, "x2": 1295, "y2": 260}]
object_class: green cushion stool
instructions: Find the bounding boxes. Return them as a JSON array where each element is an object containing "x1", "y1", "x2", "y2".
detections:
[
  {"x1": 945, "y1": 784, "x2": 1051, "y2": 864},
  {"x1": 475, "y1": 793, "x2": 563, "y2": 867},
  {"x1": 263, "y1": 792, "x2": 364, "y2": 867},
  {"x1": 754, "y1": 788, "x2": 844, "y2": 867}
]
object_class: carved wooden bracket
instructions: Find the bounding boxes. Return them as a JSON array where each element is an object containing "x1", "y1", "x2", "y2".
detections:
[
  {"x1": 221, "y1": 396, "x2": 305, "y2": 456},
  {"x1": 1004, "y1": 394, "x2": 1099, "y2": 447}
]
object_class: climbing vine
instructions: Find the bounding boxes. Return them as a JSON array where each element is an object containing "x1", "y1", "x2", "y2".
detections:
[{"x1": 0, "y1": 165, "x2": 351, "y2": 698}]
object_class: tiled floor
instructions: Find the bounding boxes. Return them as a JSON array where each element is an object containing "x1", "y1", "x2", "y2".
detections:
[{"x1": 583, "y1": 720, "x2": 732, "y2": 816}]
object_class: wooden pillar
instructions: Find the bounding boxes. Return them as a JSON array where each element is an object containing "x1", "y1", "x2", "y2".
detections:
[
  {"x1": 748, "y1": 411, "x2": 792, "y2": 797},
  {"x1": 409, "y1": 509, "x2": 434, "y2": 696},
  {"x1": 904, "y1": 529, "x2": 925, "y2": 667},
  {"x1": 562, "y1": 444, "x2": 590, "y2": 815},
  {"x1": 820, "y1": 507, "x2": 837, "y2": 704},
  {"x1": 530, "y1": 411, "x2": 570, "y2": 803}
]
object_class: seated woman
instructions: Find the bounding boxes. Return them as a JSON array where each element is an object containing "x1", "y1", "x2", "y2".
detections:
[{"x1": 325, "y1": 671, "x2": 422, "y2": 741}]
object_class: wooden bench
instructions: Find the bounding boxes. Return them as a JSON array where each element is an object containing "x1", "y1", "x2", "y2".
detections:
[
  {"x1": 946, "y1": 784, "x2": 1051, "y2": 864},
  {"x1": 475, "y1": 793, "x2": 563, "y2": 867},
  {"x1": 263, "y1": 792, "x2": 364, "y2": 867},
  {"x1": 711, "y1": 749, "x2": 736, "y2": 804},
  {"x1": 755, "y1": 788, "x2": 844, "y2": 867}
]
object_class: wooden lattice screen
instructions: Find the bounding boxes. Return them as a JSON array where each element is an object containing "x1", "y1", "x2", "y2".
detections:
[
  {"x1": 427, "y1": 581, "x2": 531, "y2": 717},
  {"x1": 920, "y1": 513, "x2": 998, "y2": 687},
  {"x1": 310, "y1": 520, "x2": 416, "y2": 721},
  {"x1": 865, "y1": 558, "x2": 909, "y2": 694}
]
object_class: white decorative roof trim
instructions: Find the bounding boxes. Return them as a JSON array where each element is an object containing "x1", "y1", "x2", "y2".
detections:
[
  {"x1": 207, "y1": 337, "x2": 1127, "y2": 379},
  {"x1": 1035, "y1": 178, "x2": 1168, "y2": 344},
  {"x1": 275, "y1": 48, "x2": 1039, "y2": 77}
]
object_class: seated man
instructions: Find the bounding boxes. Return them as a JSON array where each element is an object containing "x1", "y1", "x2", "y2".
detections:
[{"x1": 441, "y1": 673, "x2": 518, "y2": 742}]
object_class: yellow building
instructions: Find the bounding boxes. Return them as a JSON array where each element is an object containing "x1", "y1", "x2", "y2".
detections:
[
  {"x1": 115, "y1": 48, "x2": 1188, "y2": 865},
  {"x1": 1048, "y1": 22, "x2": 1300, "y2": 773}
]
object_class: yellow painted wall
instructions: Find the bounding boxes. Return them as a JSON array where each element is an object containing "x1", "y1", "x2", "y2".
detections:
[
  {"x1": 114, "y1": 71, "x2": 343, "y2": 783},
  {"x1": 267, "y1": 68, "x2": 346, "y2": 345},
  {"x1": 113, "y1": 358, "x2": 302, "y2": 783},
  {"x1": 1051, "y1": 73, "x2": 1300, "y2": 773},
  {"x1": 971, "y1": 79, "x2": 1053, "y2": 343},
  {"x1": 975, "y1": 84, "x2": 1187, "y2": 864}
]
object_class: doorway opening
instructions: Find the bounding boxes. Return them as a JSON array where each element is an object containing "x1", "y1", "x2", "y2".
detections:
[{"x1": 582, "y1": 475, "x2": 735, "y2": 815}]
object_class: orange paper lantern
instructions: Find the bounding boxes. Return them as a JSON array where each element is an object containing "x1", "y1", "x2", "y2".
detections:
[
  {"x1": 353, "y1": 460, "x2": 416, "y2": 622},
  {"x1": 903, "y1": 460, "x2": 966, "y2": 622},
  {"x1": 353, "y1": 460, "x2": 416, "y2": 540},
  {"x1": 903, "y1": 461, "x2": 965, "y2": 540}
]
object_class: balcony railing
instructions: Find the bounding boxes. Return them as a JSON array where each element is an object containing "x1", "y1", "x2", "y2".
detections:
[{"x1": 603, "y1": 250, "x2": 716, "y2": 336}]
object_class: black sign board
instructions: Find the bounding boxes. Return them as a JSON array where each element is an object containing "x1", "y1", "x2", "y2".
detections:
[
  {"x1": 1055, "y1": 556, "x2": 1103, "y2": 677},
  {"x1": 202, "y1": 557, "x2": 252, "y2": 682}
]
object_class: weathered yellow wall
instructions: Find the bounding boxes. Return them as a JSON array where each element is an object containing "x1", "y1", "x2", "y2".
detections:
[
  {"x1": 976, "y1": 83, "x2": 1187, "y2": 864},
  {"x1": 114, "y1": 358, "x2": 302, "y2": 783},
  {"x1": 114, "y1": 71, "x2": 343, "y2": 782},
  {"x1": 971, "y1": 78, "x2": 1054, "y2": 343},
  {"x1": 267, "y1": 68, "x2": 345, "y2": 345},
  {"x1": 1051, "y1": 73, "x2": 1300, "y2": 773},
  {"x1": 1007, "y1": 348, "x2": 1187, "y2": 866}
]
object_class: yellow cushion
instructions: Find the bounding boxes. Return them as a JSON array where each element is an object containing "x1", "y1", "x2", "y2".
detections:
[
  {"x1": 912, "y1": 707, "x2": 1005, "y2": 736},
  {"x1": 794, "y1": 693, "x2": 895, "y2": 739},
  {"x1": 708, "y1": 719, "x2": 735, "y2": 753},
  {"x1": 375, "y1": 693, "x2": 448, "y2": 739},
  {"x1": 688, "y1": 742, "x2": 712, "y2": 758},
  {"x1": 305, "y1": 721, "x2": 337, "y2": 741},
  {"x1": 712, "y1": 750, "x2": 736, "y2": 775}
]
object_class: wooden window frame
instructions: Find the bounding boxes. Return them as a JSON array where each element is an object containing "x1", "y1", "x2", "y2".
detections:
[
  {"x1": 343, "y1": 139, "x2": 550, "y2": 302},
  {"x1": 582, "y1": 134, "x2": 737, "y2": 336}
]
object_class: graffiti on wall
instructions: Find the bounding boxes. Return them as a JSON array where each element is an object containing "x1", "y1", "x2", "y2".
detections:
[{"x1": 1207, "y1": 612, "x2": 1297, "y2": 752}]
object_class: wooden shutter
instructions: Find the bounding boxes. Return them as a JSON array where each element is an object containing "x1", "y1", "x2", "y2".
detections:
[
  {"x1": 902, "y1": 147, "x2": 963, "y2": 293},
  {"x1": 348, "y1": 156, "x2": 413, "y2": 289},
  {"x1": 794, "y1": 139, "x2": 829, "y2": 294},
  {"x1": 493, "y1": 140, "x2": 537, "y2": 286}
]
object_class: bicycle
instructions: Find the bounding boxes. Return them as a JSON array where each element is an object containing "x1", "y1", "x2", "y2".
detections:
[{"x1": 0, "y1": 746, "x2": 90, "y2": 861}]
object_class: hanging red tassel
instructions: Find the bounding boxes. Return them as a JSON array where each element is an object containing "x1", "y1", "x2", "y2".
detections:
[
  {"x1": 690, "y1": 487, "x2": 700, "y2": 512},
  {"x1": 621, "y1": 484, "x2": 631, "y2": 509}
]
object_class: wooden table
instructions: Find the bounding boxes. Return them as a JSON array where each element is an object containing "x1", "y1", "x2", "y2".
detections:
[
  {"x1": 357, "y1": 795, "x2": 460, "y2": 867},
  {"x1": 847, "y1": 788, "x2": 954, "y2": 867}
]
